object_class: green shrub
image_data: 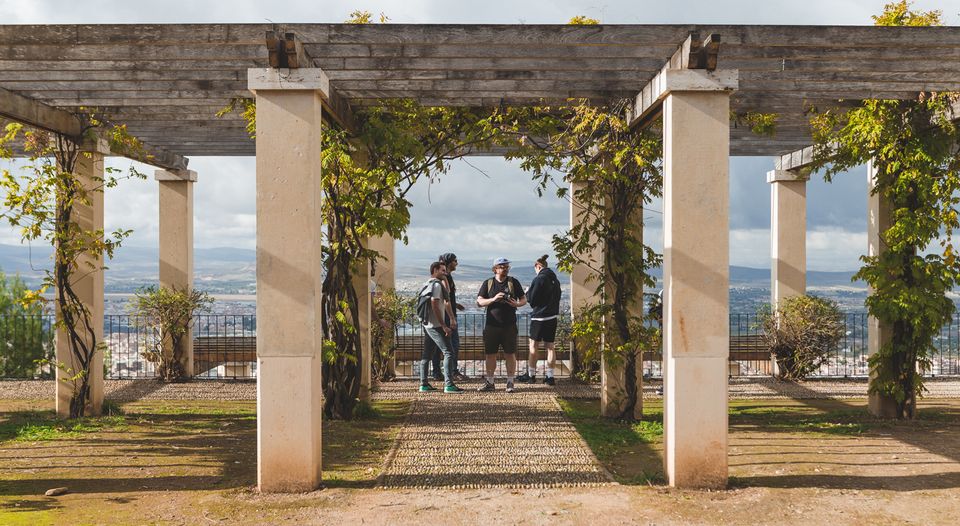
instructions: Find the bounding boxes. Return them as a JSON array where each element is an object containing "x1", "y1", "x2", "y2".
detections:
[
  {"x1": 0, "y1": 268, "x2": 54, "y2": 379},
  {"x1": 759, "y1": 295, "x2": 845, "y2": 381}
]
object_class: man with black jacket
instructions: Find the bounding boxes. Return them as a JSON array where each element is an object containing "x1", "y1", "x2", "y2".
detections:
[{"x1": 517, "y1": 255, "x2": 562, "y2": 386}]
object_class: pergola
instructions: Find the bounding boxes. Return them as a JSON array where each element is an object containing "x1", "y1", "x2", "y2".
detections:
[{"x1": 2, "y1": 23, "x2": 958, "y2": 491}]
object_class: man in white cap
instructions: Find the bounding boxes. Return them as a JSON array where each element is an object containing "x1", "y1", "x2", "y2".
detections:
[{"x1": 476, "y1": 257, "x2": 526, "y2": 392}]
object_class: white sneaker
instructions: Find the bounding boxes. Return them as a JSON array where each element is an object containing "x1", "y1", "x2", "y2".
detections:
[{"x1": 505, "y1": 380, "x2": 515, "y2": 393}]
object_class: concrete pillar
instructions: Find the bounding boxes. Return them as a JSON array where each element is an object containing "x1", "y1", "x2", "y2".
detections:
[
  {"x1": 55, "y1": 137, "x2": 108, "y2": 417},
  {"x1": 569, "y1": 180, "x2": 602, "y2": 377},
  {"x1": 866, "y1": 160, "x2": 898, "y2": 417},
  {"x1": 155, "y1": 169, "x2": 197, "y2": 377},
  {"x1": 368, "y1": 234, "x2": 395, "y2": 376},
  {"x1": 767, "y1": 169, "x2": 809, "y2": 377},
  {"x1": 768, "y1": 170, "x2": 809, "y2": 305},
  {"x1": 369, "y1": 234, "x2": 395, "y2": 292},
  {"x1": 249, "y1": 68, "x2": 326, "y2": 492},
  {"x1": 353, "y1": 257, "x2": 372, "y2": 401},
  {"x1": 601, "y1": 201, "x2": 645, "y2": 420},
  {"x1": 662, "y1": 88, "x2": 733, "y2": 489}
]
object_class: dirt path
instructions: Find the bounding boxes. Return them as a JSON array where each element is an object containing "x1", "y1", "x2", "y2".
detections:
[
  {"x1": 1, "y1": 398, "x2": 959, "y2": 524},
  {"x1": 378, "y1": 387, "x2": 611, "y2": 488}
]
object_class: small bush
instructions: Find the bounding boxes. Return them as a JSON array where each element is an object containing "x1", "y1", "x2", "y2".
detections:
[
  {"x1": 371, "y1": 288, "x2": 414, "y2": 382},
  {"x1": 759, "y1": 295, "x2": 845, "y2": 381}
]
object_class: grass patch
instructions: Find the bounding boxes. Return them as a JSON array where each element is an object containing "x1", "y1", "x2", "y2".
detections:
[
  {"x1": 558, "y1": 398, "x2": 664, "y2": 484},
  {"x1": 0, "y1": 411, "x2": 127, "y2": 442},
  {"x1": 728, "y1": 403, "x2": 870, "y2": 436},
  {"x1": 322, "y1": 399, "x2": 410, "y2": 488}
]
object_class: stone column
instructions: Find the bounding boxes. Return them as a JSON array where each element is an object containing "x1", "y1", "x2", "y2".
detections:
[
  {"x1": 55, "y1": 137, "x2": 108, "y2": 417},
  {"x1": 369, "y1": 234, "x2": 395, "y2": 292},
  {"x1": 768, "y1": 169, "x2": 809, "y2": 304},
  {"x1": 249, "y1": 68, "x2": 326, "y2": 493},
  {"x1": 368, "y1": 234, "x2": 395, "y2": 376},
  {"x1": 569, "y1": 180, "x2": 602, "y2": 378},
  {"x1": 662, "y1": 80, "x2": 735, "y2": 489},
  {"x1": 767, "y1": 169, "x2": 809, "y2": 377},
  {"x1": 601, "y1": 201, "x2": 645, "y2": 420},
  {"x1": 353, "y1": 257, "x2": 373, "y2": 401},
  {"x1": 155, "y1": 169, "x2": 197, "y2": 377},
  {"x1": 866, "y1": 160, "x2": 898, "y2": 417}
]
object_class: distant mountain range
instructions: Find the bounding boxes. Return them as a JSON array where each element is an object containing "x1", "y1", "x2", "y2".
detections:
[{"x1": 0, "y1": 243, "x2": 863, "y2": 294}]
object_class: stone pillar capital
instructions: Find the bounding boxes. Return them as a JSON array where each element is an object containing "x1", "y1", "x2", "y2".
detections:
[
  {"x1": 155, "y1": 169, "x2": 198, "y2": 182},
  {"x1": 248, "y1": 68, "x2": 330, "y2": 95},
  {"x1": 79, "y1": 135, "x2": 111, "y2": 155},
  {"x1": 766, "y1": 169, "x2": 810, "y2": 184}
]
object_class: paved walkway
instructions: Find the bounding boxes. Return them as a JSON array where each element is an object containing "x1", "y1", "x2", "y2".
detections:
[
  {"x1": 3, "y1": 376, "x2": 960, "y2": 401},
  {"x1": 377, "y1": 382, "x2": 613, "y2": 489}
]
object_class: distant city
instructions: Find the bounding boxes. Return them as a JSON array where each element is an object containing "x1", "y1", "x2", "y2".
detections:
[{"x1": 0, "y1": 243, "x2": 880, "y2": 315}]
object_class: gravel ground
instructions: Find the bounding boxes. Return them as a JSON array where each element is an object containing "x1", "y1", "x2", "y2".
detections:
[
  {"x1": 377, "y1": 383, "x2": 613, "y2": 489},
  {"x1": 3, "y1": 376, "x2": 960, "y2": 401}
]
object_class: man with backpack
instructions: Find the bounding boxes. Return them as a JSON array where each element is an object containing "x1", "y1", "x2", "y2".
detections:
[
  {"x1": 417, "y1": 261, "x2": 463, "y2": 393},
  {"x1": 476, "y1": 257, "x2": 526, "y2": 393},
  {"x1": 517, "y1": 255, "x2": 562, "y2": 386}
]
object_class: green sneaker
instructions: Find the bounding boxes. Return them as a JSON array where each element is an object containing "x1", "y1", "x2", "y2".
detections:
[
  {"x1": 419, "y1": 384, "x2": 437, "y2": 392},
  {"x1": 444, "y1": 385, "x2": 464, "y2": 393}
]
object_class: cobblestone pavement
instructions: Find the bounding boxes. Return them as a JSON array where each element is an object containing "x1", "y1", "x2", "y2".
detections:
[
  {"x1": 377, "y1": 382, "x2": 613, "y2": 489},
  {"x1": 2, "y1": 376, "x2": 960, "y2": 401}
]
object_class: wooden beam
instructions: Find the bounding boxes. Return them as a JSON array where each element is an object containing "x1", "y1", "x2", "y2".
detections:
[
  {"x1": 0, "y1": 86, "x2": 82, "y2": 137},
  {"x1": 0, "y1": 87, "x2": 188, "y2": 170}
]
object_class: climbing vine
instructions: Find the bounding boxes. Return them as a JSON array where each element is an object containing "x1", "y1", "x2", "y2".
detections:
[
  {"x1": 808, "y1": 1, "x2": 959, "y2": 418},
  {"x1": 0, "y1": 119, "x2": 145, "y2": 418},
  {"x1": 498, "y1": 100, "x2": 663, "y2": 421}
]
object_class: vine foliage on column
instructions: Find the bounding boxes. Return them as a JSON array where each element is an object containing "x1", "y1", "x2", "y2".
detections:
[
  {"x1": 0, "y1": 120, "x2": 145, "y2": 417},
  {"x1": 498, "y1": 101, "x2": 663, "y2": 421},
  {"x1": 319, "y1": 102, "x2": 502, "y2": 419},
  {"x1": 807, "y1": 1, "x2": 960, "y2": 420}
]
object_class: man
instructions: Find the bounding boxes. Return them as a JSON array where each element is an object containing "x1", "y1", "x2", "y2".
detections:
[
  {"x1": 476, "y1": 257, "x2": 527, "y2": 392},
  {"x1": 439, "y1": 252, "x2": 467, "y2": 380},
  {"x1": 418, "y1": 261, "x2": 462, "y2": 393},
  {"x1": 517, "y1": 255, "x2": 562, "y2": 386}
]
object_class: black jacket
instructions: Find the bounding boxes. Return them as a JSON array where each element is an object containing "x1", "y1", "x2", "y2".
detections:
[{"x1": 526, "y1": 267, "x2": 561, "y2": 318}]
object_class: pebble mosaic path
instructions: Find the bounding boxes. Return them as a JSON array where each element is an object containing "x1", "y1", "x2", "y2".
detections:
[{"x1": 376, "y1": 382, "x2": 613, "y2": 489}]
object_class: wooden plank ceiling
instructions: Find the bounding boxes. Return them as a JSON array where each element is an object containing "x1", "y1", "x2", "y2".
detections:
[{"x1": 1, "y1": 23, "x2": 959, "y2": 157}]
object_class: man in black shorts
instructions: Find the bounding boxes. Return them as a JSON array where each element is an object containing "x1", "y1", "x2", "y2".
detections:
[
  {"x1": 476, "y1": 257, "x2": 526, "y2": 393},
  {"x1": 517, "y1": 255, "x2": 562, "y2": 386}
]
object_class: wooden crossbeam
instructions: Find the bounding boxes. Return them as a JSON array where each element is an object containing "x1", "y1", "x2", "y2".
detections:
[
  {"x1": 0, "y1": 87, "x2": 188, "y2": 170},
  {"x1": 0, "y1": 86, "x2": 83, "y2": 137}
]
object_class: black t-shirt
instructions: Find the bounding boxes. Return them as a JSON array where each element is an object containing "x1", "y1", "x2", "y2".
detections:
[
  {"x1": 447, "y1": 273, "x2": 457, "y2": 311},
  {"x1": 478, "y1": 276, "x2": 525, "y2": 327}
]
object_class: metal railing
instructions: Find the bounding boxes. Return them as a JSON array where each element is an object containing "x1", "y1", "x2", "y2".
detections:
[{"x1": 2, "y1": 311, "x2": 960, "y2": 380}]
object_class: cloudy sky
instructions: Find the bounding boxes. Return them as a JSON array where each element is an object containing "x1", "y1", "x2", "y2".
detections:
[{"x1": 2, "y1": 0, "x2": 958, "y2": 272}]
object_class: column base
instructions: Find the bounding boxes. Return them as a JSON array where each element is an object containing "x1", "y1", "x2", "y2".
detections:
[
  {"x1": 600, "y1": 353, "x2": 643, "y2": 420},
  {"x1": 664, "y1": 355, "x2": 728, "y2": 489},
  {"x1": 258, "y1": 355, "x2": 323, "y2": 492},
  {"x1": 868, "y1": 393, "x2": 901, "y2": 418}
]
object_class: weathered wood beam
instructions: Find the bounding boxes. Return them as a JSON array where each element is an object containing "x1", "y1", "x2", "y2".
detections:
[
  {"x1": 0, "y1": 87, "x2": 188, "y2": 170},
  {"x1": 0, "y1": 86, "x2": 83, "y2": 137}
]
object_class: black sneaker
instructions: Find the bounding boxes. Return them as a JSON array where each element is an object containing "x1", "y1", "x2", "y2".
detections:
[
  {"x1": 505, "y1": 380, "x2": 515, "y2": 393},
  {"x1": 477, "y1": 380, "x2": 495, "y2": 392},
  {"x1": 516, "y1": 372, "x2": 535, "y2": 384},
  {"x1": 544, "y1": 376, "x2": 556, "y2": 386}
]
